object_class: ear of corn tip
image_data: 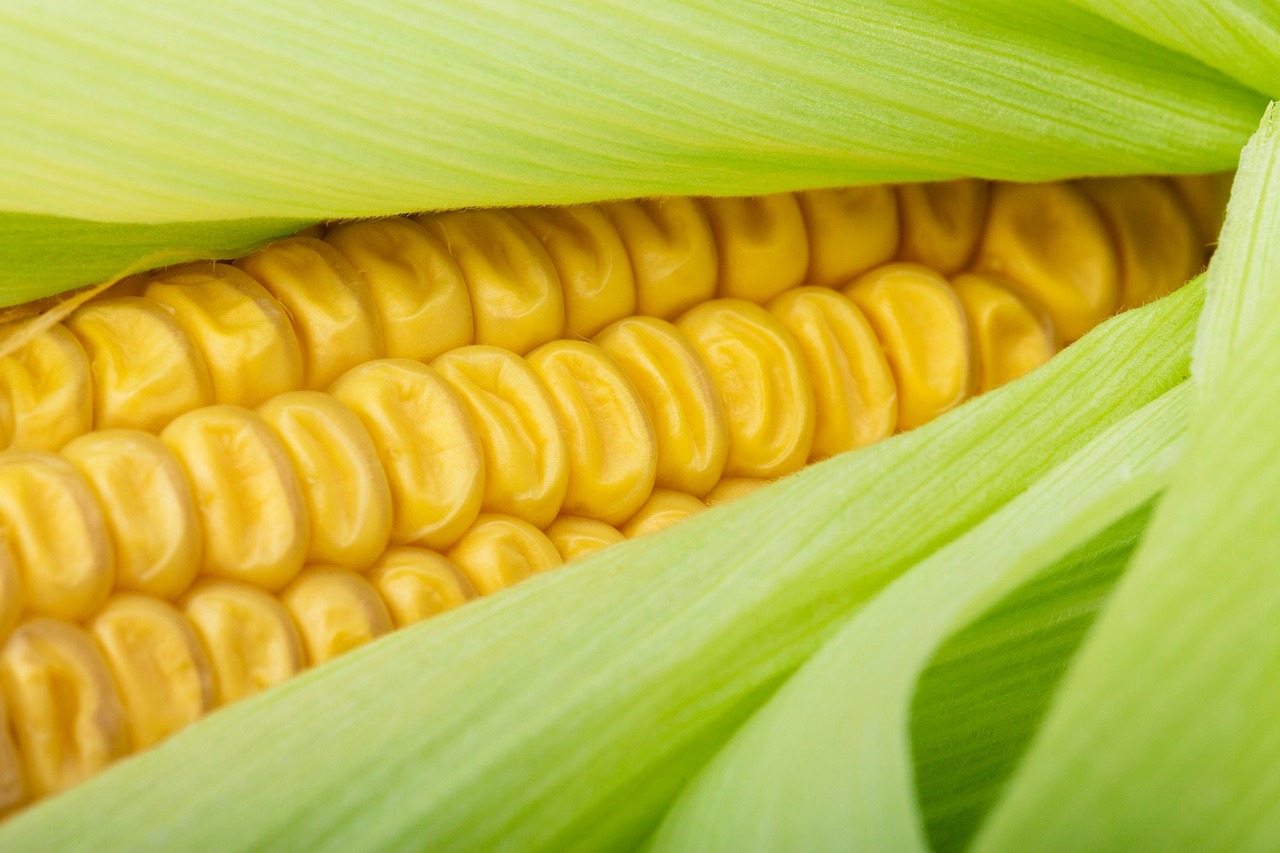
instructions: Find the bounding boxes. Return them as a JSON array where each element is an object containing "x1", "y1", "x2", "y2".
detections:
[{"x1": 0, "y1": 175, "x2": 1222, "y2": 814}]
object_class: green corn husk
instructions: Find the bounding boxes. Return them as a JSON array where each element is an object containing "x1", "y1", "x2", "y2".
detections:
[
  {"x1": 0, "y1": 0, "x2": 1268, "y2": 303},
  {"x1": 1, "y1": 2, "x2": 1279, "y2": 850}
]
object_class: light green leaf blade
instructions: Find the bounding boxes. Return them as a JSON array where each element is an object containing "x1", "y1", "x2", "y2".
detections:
[
  {"x1": 975, "y1": 103, "x2": 1280, "y2": 853},
  {"x1": 1069, "y1": 0, "x2": 1280, "y2": 99},
  {"x1": 1193, "y1": 103, "x2": 1280, "y2": 393},
  {"x1": 0, "y1": 0, "x2": 1262, "y2": 229},
  {"x1": 0, "y1": 213, "x2": 311, "y2": 307},
  {"x1": 911, "y1": 503, "x2": 1150, "y2": 853},
  {"x1": 0, "y1": 272, "x2": 1203, "y2": 851},
  {"x1": 649, "y1": 371, "x2": 1189, "y2": 852}
]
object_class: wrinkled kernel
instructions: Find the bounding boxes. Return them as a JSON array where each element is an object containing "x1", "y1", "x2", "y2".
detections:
[
  {"x1": 146, "y1": 263, "x2": 304, "y2": 408},
  {"x1": 594, "y1": 317, "x2": 728, "y2": 497},
  {"x1": 769, "y1": 286, "x2": 898, "y2": 459},
  {"x1": 180, "y1": 579, "x2": 304, "y2": 705},
  {"x1": 61, "y1": 430, "x2": 201, "y2": 600},
  {"x1": 258, "y1": 391, "x2": 393, "y2": 571},
  {"x1": 366, "y1": 547, "x2": 477, "y2": 628},
  {"x1": 975, "y1": 182, "x2": 1119, "y2": 341},
  {"x1": 896, "y1": 179, "x2": 990, "y2": 275},
  {"x1": 329, "y1": 360, "x2": 483, "y2": 550},
  {"x1": 0, "y1": 619, "x2": 129, "y2": 798},
  {"x1": 446, "y1": 515, "x2": 563, "y2": 596},
  {"x1": 1077, "y1": 177, "x2": 1202, "y2": 310},
  {"x1": 1169, "y1": 173, "x2": 1233, "y2": 248},
  {"x1": 514, "y1": 205, "x2": 637, "y2": 339},
  {"x1": 846, "y1": 264, "x2": 973, "y2": 431},
  {"x1": 953, "y1": 273, "x2": 1058, "y2": 393},
  {"x1": 161, "y1": 406, "x2": 309, "y2": 592},
  {"x1": 0, "y1": 325, "x2": 91, "y2": 452},
  {"x1": 87, "y1": 594, "x2": 214, "y2": 751},
  {"x1": 703, "y1": 478, "x2": 773, "y2": 506},
  {"x1": 527, "y1": 341, "x2": 657, "y2": 526},
  {"x1": 0, "y1": 452, "x2": 113, "y2": 622},
  {"x1": 797, "y1": 185, "x2": 899, "y2": 288},
  {"x1": 702, "y1": 193, "x2": 809, "y2": 303},
  {"x1": 65, "y1": 296, "x2": 214, "y2": 434},
  {"x1": 545, "y1": 516, "x2": 626, "y2": 563},
  {"x1": 621, "y1": 489, "x2": 707, "y2": 538},
  {"x1": 235, "y1": 237, "x2": 386, "y2": 391},
  {"x1": 280, "y1": 568, "x2": 393, "y2": 666},
  {"x1": 600, "y1": 198, "x2": 718, "y2": 320},
  {"x1": 0, "y1": 691, "x2": 24, "y2": 815},
  {"x1": 419, "y1": 210, "x2": 566, "y2": 355},
  {"x1": 431, "y1": 346, "x2": 567, "y2": 529},
  {"x1": 325, "y1": 218, "x2": 474, "y2": 362},
  {"x1": 677, "y1": 299, "x2": 816, "y2": 479}
]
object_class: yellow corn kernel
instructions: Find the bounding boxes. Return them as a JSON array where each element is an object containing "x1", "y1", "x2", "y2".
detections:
[
  {"x1": 0, "y1": 619, "x2": 129, "y2": 798},
  {"x1": 1077, "y1": 177, "x2": 1203, "y2": 310},
  {"x1": 768, "y1": 286, "x2": 898, "y2": 459},
  {"x1": 280, "y1": 568, "x2": 394, "y2": 666},
  {"x1": 703, "y1": 478, "x2": 773, "y2": 506},
  {"x1": 621, "y1": 489, "x2": 708, "y2": 538},
  {"x1": 952, "y1": 273, "x2": 1058, "y2": 393},
  {"x1": 677, "y1": 299, "x2": 816, "y2": 479},
  {"x1": 60, "y1": 430, "x2": 201, "y2": 600},
  {"x1": 0, "y1": 452, "x2": 112, "y2": 623},
  {"x1": 797, "y1": 185, "x2": 899, "y2": 288},
  {"x1": 64, "y1": 296, "x2": 215, "y2": 434},
  {"x1": 324, "y1": 218, "x2": 474, "y2": 362},
  {"x1": 975, "y1": 181, "x2": 1120, "y2": 342},
  {"x1": 0, "y1": 545, "x2": 20, "y2": 644},
  {"x1": 702, "y1": 193, "x2": 809, "y2": 303},
  {"x1": 600, "y1": 198, "x2": 718, "y2": 321},
  {"x1": 896, "y1": 179, "x2": 990, "y2": 275},
  {"x1": 431, "y1": 346, "x2": 567, "y2": 529},
  {"x1": 160, "y1": 405, "x2": 309, "y2": 592},
  {"x1": 0, "y1": 325, "x2": 91, "y2": 452},
  {"x1": 846, "y1": 263, "x2": 974, "y2": 431},
  {"x1": 0, "y1": 693, "x2": 24, "y2": 815},
  {"x1": 1169, "y1": 173, "x2": 1233, "y2": 248},
  {"x1": 365, "y1": 547, "x2": 477, "y2": 628},
  {"x1": 328, "y1": 360, "x2": 484, "y2": 550},
  {"x1": 257, "y1": 391, "x2": 393, "y2": 572},
  {"x1": 234, "y1": 237, "x2": 386, "y2": 391},
  {"x1": 527, "y1": 341, "x2": 657, "y2": 526},
  {"x1": 594, "y1": 317, "x2": 728, "y2": 497},
  {"x1": 87, "y1": 594, "x2": 214, "y2": 751},
  {"x1": 445, "y1": 514, "x2": 563, "y2": 596},
  {"x1": 513, "y1": 205, "x2": 637, "y2": 339},
  {"x1": 544, "y1": 516, "x2": 627, "y2": 563},
  {"x1": 418, "y1": 210, "x2": 566, "y2": 355},
  {"x1": 145, "y1": 263, "x2": 304, "y2": 408},
  {"x1": 179, "y1": 579, "x2": 304, "y2": 706}
]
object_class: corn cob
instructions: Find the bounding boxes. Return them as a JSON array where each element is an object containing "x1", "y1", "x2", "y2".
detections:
[{"x1": 0, "y1": 174, "x2": 1222, "y2": 815}]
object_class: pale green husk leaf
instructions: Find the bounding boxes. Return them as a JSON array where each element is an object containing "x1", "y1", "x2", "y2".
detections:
[
  {"x1": 0, "y1": 0, "x2": 1267, "y2": 302},
  {"x1": 1069, "y1": 0, "x2": 1280, "y2": 99}
]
